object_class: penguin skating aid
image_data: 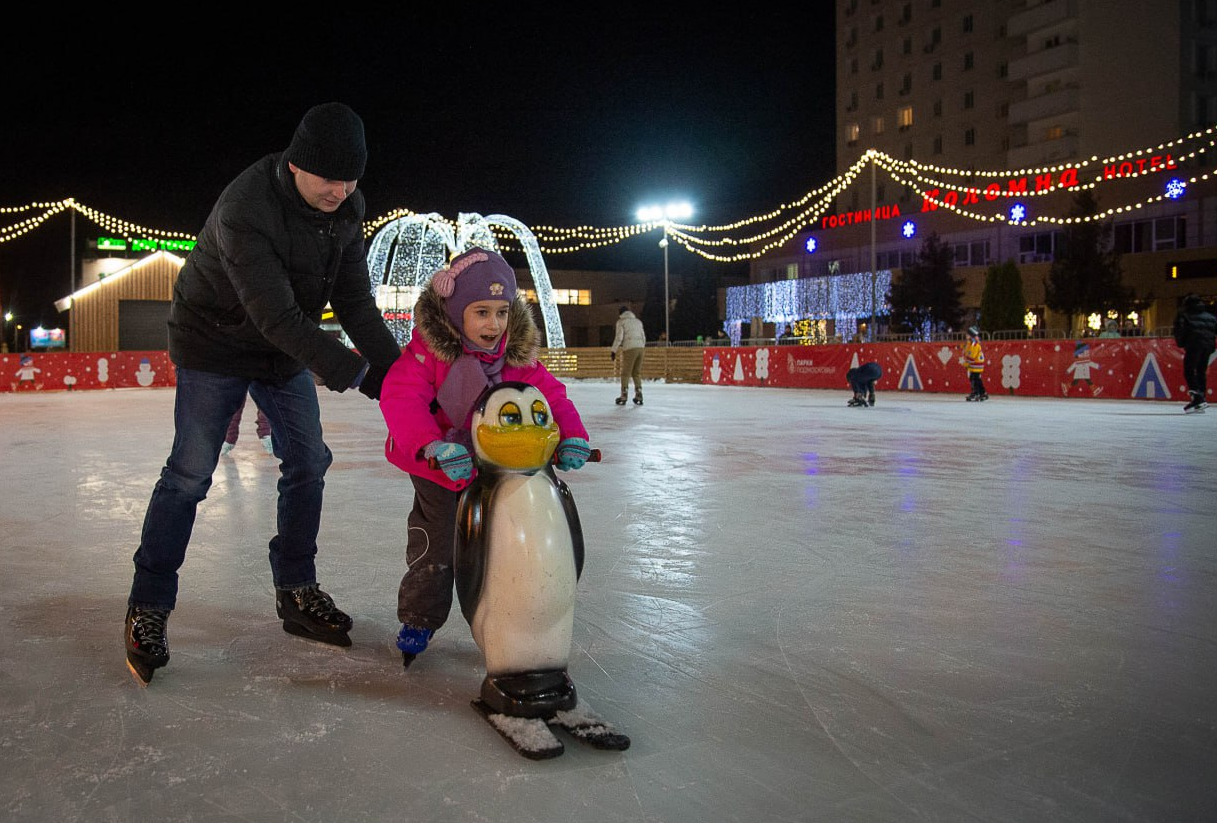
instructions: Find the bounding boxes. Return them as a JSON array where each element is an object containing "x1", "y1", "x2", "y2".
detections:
[{"x1": 449, "y1": 382, "x2": 630, "y2": 759}]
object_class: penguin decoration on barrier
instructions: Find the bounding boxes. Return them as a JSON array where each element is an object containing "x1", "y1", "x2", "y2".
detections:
[{"x1": 449, "y1": 381, "x2": 630, "y2": 759}]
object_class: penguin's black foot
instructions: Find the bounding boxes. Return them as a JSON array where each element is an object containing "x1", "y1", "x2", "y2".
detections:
[
  {"x1": 402, "y1": 651, "x2": 418, "y2": 669},
  {"x1": 473, "y1": 699, "x2": 565, "y2": 760},
  {"x1": 549, "y1": 700, "x2": 631, "y2": 751}
]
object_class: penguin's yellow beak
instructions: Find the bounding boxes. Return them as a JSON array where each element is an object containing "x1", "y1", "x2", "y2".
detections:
[{"x1": 475, "y1": 422, "x2": 560, "y2": 470}]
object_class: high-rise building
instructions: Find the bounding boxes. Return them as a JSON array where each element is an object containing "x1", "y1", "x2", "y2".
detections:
[
  {"x1": 747, "y1": 0, "x2": 1217, "y2": 337},
  {"x1": 837, "y1": 0, "x2": 1201, "y2": 184}
]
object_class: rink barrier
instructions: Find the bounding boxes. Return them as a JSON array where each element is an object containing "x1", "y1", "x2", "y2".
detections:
[{"x1": 0, "y1": 340, "x2": 1206, "y2": 401}]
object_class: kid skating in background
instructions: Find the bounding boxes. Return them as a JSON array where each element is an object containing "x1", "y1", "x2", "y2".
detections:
[
  {"x1": 378, "y1": 247, "x2": 591, "y2": 667},
  {"x1": 846, "y1": 361, "x2": 882, "y2": 407},
  {"x1": 221, "y1": 395, "x2": 274, "y2": 456},
  {"x1": 960, "y1": 326, "x2": 988, "y2": 401}
]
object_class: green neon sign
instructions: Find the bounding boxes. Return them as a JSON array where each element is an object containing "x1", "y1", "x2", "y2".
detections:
[
  {"x1": 95, "y1": 237, "x2": 196, "y2": 253},
  {"x1": 132, "y1": 238, "x2": 196, "y2": 252}
]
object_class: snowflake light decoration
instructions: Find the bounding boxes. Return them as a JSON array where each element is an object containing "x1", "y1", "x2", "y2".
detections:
[{"x1": 1165, "y1": 178, "x2": 1187, "y2": 199}]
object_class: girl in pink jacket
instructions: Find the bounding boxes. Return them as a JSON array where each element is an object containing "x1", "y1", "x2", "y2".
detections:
[{"x1": 378, "y1": 247, "x2": 590, "y2": 666}]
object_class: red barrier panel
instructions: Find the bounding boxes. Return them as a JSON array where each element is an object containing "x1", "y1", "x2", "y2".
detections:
[
  {"x1": 1, "y1": 341, "x2": 1205, "y2": 402},
  {"x1": 703, "y1": 338, "x2": 1204, "y2": 401},
  {"x1": 0, "y1": 351, "x2": 175, "y2": 392}
]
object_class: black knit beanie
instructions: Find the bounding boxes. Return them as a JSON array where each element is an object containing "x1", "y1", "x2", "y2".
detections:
[{"x1": 285, "y1": 102, "x2": 367, "y2": 181}]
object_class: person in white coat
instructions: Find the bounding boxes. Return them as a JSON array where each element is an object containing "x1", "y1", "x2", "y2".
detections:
[{"x1": 610, "y1": 306, "x2": 647, "y2": 405}]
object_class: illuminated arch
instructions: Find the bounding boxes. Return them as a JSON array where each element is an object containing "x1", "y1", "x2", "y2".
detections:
[{"x1": 366, "y1": 212, "x2": 566, "y2": 348}]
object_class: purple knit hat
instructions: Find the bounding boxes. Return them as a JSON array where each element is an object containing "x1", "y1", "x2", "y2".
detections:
[{"x1": 432, "y1": 247, "x2": 517, "y2": 328}]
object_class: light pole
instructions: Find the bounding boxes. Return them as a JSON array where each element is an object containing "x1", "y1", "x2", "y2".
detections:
[
  {"x1": 659, "y1": 232, "x2": 670, "y2": 346},
  {"x1": 636, "y1": 202, "x2": 693, "y2": 346}
]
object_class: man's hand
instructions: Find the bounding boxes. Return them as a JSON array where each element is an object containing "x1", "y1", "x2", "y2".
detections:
[{"x1": 358, "y1": 366, "x2": 386, "y2": 400}]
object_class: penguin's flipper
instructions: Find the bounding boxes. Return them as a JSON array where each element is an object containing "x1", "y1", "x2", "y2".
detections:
[
  {"x1": 454, "y1": 477, "x2": 493, "y2": 625},
  {"x1": 550, "y1": 469, "x2": 585, "y2": 580}
]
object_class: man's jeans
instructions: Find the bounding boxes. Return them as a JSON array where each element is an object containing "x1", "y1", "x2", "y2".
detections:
[{"x1": 128, "y1": 367, "x2": 334, "y2": 610}]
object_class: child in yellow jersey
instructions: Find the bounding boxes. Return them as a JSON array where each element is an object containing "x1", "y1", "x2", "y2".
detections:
[{"x1": 959, "y1": 326, "x2": 988, "y2": 401}]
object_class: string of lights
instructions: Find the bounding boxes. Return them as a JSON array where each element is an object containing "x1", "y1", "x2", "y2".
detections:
[{"x1": 2, "y1": 126, "x2": 1213, "y2": 263}]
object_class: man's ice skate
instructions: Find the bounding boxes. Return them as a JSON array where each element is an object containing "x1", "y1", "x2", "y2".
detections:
[
  {"x1": 1184, "y1": 392, "x2": 1206, "y2": 413},
  {"x1": 965, "y1": 393, "x2": 977, "y2": 401},
  {"x1": 275, "y1": 584, "x2": 352, "y2": 647},
  {"x1": 633, "y1": 391, "x2": 643, "y2": 405},
  {"x1": 615, "y1": 393, "x2": 626, "y2": 405},
  {"x1": 125, "y1": 606, "x2": 170, "y2": 686},
  {"x1": 396, "y1": 624, "x2": 434, "y2": 668}
]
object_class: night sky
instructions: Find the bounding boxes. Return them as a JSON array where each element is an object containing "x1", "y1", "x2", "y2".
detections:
[{"x1": 1, "y1": 11, "x2": 836, "y2": 327}]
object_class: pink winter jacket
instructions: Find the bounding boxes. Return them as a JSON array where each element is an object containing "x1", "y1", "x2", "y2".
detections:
[{"x1": 378, "y1": 287, "x2": 588, "y2": 492}]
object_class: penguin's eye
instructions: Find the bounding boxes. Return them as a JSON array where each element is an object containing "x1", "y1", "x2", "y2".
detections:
[
  {"x1": 497, "y1": 402, "x2": 523, "y2": 426},
  {"x1": 531, "y1": 400, "x2": 549, "y2": 426}
]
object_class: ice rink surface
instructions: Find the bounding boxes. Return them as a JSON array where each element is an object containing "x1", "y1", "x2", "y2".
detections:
[{"x1": 1, "y1": 380, "x2": 1215, "y2": 823}]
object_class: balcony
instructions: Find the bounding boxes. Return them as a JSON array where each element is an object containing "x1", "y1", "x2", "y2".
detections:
[
  {"x1": 1008, "y1": 86, "x2": 1080, "y2": 125},
  {"x1": 1008, "y1": 42, "x2": 1078, "y2": 81},
  {"x1": 1008, "y1": 132, "x2": 1080, "y2": 168},
  {"x1": 1007, "y1": 0, "x2": 1079, "y2": 38}
]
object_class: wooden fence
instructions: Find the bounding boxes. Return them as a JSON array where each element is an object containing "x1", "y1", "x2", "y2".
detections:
[{"x1": 538, "y1": 346, "x2": 705, "y2": 384}]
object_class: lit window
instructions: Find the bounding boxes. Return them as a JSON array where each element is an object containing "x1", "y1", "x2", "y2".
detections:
[
  {"x1": 522, "y1": 289, "x2": 591, "y2": 306},
  {"x1": 898, "y1": 105, "x2": 913, "y2": 128}
]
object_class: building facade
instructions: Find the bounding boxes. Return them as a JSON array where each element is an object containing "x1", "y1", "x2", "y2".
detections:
[{"x1": 749, "y1": 0, "x2": 1217, "y2": 337}]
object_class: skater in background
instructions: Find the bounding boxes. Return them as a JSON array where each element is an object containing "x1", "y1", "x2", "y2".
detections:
[
  {"x1": 610, "y1": 305, "x2": 646, "y2": 405},
  {"x1": 1173, "y1": 293, "x2": 1216, "y2": 413},
  {"x1": 960, "y1": 326, "x2": 988, "y2": 401},
  {"x1": 846, "y1": 361, "x2": 882, "y2": 407},
  {"x1": 221, "y1": 394, "x2": 274, "y2": 456},
  {"x1": 379, "y1": 247, "x2": 591, "y2": 667},
  {"x1": 123, "y1": 102, "x2": 403, "y2": 684}
]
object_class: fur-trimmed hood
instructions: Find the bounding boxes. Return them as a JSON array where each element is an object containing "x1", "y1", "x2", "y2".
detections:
[
  {"x1": 412, "y1": 281, "x2": 541, "y2": 365},
  {"x1": 381, "y1": 277, "x2": 587, "y2": 492}
]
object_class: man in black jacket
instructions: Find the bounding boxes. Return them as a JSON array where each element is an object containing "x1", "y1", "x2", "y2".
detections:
[
  {"x1": 124, "y1": 102, "x2": 402, "y2": 684},
  {"x1": 1173, "y1": 293, "x2": 1217, "y2": 414}
]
